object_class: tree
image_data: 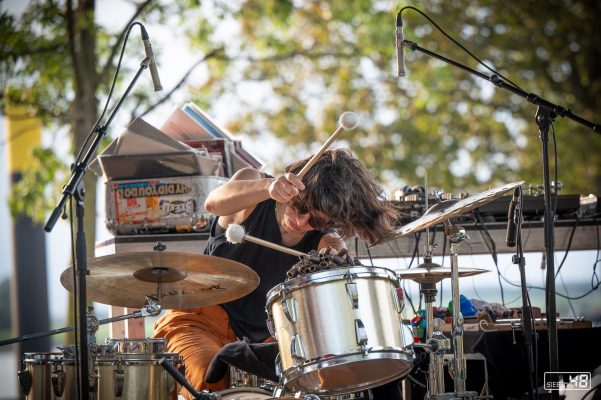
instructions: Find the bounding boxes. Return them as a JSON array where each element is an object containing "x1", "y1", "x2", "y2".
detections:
[
  {"x1": 179, "y1": 0, "x2": 601, "y2": 195},
  {"x1": 2, "y1": 0, "x2": 599, "y2": 227},
  {"x1": 1, "y1": 0, "x2": 226, "y2": 243}
]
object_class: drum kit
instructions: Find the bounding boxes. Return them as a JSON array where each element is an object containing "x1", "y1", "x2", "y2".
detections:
[{"x1": 7, "y1": 181, "x2": 522, "y2": 400}]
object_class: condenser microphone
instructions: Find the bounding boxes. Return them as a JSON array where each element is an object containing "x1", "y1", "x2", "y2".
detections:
[
  {"x1": 141, "y1": 26, "x2": 163, "y2": 91},
  {"x1": 505, "y1": 187, "x2": 521, "y2": 247},
  {"x1": 396, "y1": 12, "x2": 407, "y2": 77}
]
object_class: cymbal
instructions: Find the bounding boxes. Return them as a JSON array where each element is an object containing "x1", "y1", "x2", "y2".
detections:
[
  {"x1": 60, "y1": 252, "x2": 259, "y2": 309},
  {"x1": 397, "y1": 265, "x2": 489, "y2": 284},
  {"x1": 371, "y1": 181, "x2": 524, "y2": 247}
]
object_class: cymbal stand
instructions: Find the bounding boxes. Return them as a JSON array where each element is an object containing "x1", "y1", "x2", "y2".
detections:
[
  {"x1": 1, "y1": 298, "x2": 162, "y2": 348},
  {"x1": 442, "y1": 220, "x2": 477, "y2": 399},
  {"x1": 418, "y1": 182, "x2": 451, "y2": 397},
  {"x1": 419, "y1": 279, "x2": 449, "y2": 397}
]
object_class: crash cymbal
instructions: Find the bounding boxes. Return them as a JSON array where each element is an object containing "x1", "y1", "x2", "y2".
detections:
[
  {"x1": 371, "y1": 181, "x2": 524, "y2": 247},
  {"x1": 60, "y1": 252, "x2": 259, "y2": 309},
  {"x1": 397, "y1": 265, "x2": 489, "y2": 284}
]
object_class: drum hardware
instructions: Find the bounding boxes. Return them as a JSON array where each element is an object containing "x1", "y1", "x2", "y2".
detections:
[
  {"x1": 2, "y1": 300, "x2": 161, "y2": 349},
  {"x1": 14, "y1": 304, "x2": 163, "y2": 399},
  {"x1": 159, "y1": 357, "x2": 219, "y2": 400},
  {"x1": 373, "y1": 182, "x2": 520, "y2": 399},
  {"x1": 59, "y1": 250, "x2": 259, "y2": 309}
]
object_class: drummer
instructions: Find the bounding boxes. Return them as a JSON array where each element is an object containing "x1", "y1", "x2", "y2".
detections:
[{"x1": 153, "y1": 148, "x2": 402, "y2": 399}]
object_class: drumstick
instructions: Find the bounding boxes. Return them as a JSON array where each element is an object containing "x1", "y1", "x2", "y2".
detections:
[
  {"x1": 226, "y1": 224, "x2": 307, "y2": 258},
  {"x1": 296, "y1": 111, "x2": 359, "y2": 179}
]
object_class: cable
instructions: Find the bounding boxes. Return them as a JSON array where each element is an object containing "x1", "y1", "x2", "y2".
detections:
[
  {"x1": 558, "y1": 270, "x2": 577, "y2": 318},
  {"x1": 73, "y1": 21, "x2": 145, "y2": 166},
  {"x1": 399, "y1": 6, "x2": 524, "y2": 92},
  {"x1": 364, "y1": 241, "x2": 375, "y2": 266},
  {"x1": 474, "y1": 209, "x2": 505, "y2": 305},
  {"x1": 554, "y1": 218, "x2": 580, "y2": 278},
  {"x1": 403, "y1": 232, "x2": 422, "y2": 316}
]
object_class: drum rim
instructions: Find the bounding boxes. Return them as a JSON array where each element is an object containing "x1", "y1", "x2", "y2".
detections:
[
  {"x1": 105, "y1": 337, "x2": 166, "y2": 343},
  {"x1": 266, "y1": 266, "x2": 398, "y2": 305},
  {"x1": 281, "y1": 350, "x2": 414, "y2": 394}
]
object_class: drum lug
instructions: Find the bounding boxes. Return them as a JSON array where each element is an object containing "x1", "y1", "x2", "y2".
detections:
[
  {"x1": 17, "y1": 363, "x2": 32, "y2": 396},
  {"x1": 355, "y1": 319, "x2": 368, "y2": 346},
  {"x1": 113, "y1": 368, "x2": 125, "y2": 397},
  {"x1": 51, "y1": 366, "x2": 66, "y2": 397},
  {"x1": 290, "y1": 334, "x2": 307, "y2": 361},
  {"x1": 392, "y1": 286, "x2": 405, "y2": 313},
  {"x1": 281, "y1": 297, "x2": 297, "y2": 323},
  {"x1": 346, "y1": 282, "x2": 359, "y2": 309},
  {"x1": 274, "y1": 352, "x2": 282, "y2": 377}
]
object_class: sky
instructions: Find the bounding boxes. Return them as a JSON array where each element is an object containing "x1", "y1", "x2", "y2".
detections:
[{"x1": 0, "y1": 0, "x2": 600, "y2": 396}]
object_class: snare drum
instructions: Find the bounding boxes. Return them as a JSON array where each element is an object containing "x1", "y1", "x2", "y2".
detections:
[
  {"x1": 266, "y1": 266, "x2": 414, "y2": 395},
  {"x1": 18, "y1": 352, "x2": 78, "y2": 400}
]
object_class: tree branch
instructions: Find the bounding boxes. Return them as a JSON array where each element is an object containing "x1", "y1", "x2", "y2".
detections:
[{"x1": 138, "y1": 46, "x2": 224, "y2": 118}]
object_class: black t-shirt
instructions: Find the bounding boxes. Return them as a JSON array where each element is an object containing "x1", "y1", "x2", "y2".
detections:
[{"x1": 204, "y1": 199, "x2": 324, "y2": 342}]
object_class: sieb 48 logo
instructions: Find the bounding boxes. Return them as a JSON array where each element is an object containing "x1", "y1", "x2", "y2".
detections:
[{"x1": 544, "y1": 372, "x2": 591, "y2": 391}]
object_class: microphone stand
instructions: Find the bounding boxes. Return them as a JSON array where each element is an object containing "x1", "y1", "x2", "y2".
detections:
[
  {"x1": 43, "y1": 57, "x2": 152, "y2": 400},
  {"x1": 401, "y1": 39, "x2": 600, "y2": 398},
  {"x1": 511, "y1": 189, "x2": 536, "y2": 400}
]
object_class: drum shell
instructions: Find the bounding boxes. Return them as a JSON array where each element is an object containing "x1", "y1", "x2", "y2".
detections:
[
  {"x1": 266, "y1": 267, "x2": 414, "y2": 394},
  {"x1": 95, "y1": 353, "x2": 181, "y2": 400},
  {"x1": 19, "y1": 353, "x2": 78, "y2": 400}
]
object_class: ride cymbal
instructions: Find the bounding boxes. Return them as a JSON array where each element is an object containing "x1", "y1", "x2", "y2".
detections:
[
  {"x1": 396, "y1": 265, "x2": 489, "y2": 284},
  {"x1": 60, "y1": 252, "x2": 259, "y2": 309},
  {"x1": 370, "y1": 181, "x2": 524, "y2": 247}
]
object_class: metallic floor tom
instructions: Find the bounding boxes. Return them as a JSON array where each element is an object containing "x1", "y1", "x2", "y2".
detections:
[
  {"x1": 95, "y1": 352, "x2": 182, "y2": 399},
  {"x1": 266, "y1": 266, "x2": 414, "y2": 395},
  {"x1": 18, "y1": 352, "x2": 78, "y2": 400}
]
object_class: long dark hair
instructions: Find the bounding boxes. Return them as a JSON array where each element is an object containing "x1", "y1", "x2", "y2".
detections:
[{"x1": 286, "y1": 148, "x2": 402, "y2": 244}]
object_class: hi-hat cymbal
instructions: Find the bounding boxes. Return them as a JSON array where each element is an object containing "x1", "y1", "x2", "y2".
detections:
[
  {"x1": 60, "y1": 252, "x2": 259, "y2": 309},
  {"x1": 397, "y1": 265, "x2": 489, "y2": 284},
  {"x1": 371, "y1": 181, "x2": 524, "y2": 247}
]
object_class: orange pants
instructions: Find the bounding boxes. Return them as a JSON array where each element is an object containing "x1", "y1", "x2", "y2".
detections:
[{"x1": 154, "y1": 305, "x2": 237, "y2": 399}]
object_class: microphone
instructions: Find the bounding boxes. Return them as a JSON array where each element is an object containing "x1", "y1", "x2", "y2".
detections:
[
  {"x1": 396, "y1": 12, "x2": 407, "y2": 77},
  {"x1": 505, "y1": 187, "x2": 521, "y2": 247},
  {"x1": 140, "y1": 26, "x2": 163, "y2": 91}
]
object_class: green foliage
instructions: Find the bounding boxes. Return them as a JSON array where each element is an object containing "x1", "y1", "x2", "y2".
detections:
[
  {"x1": 8, "y1": 147, "x2": 68, "y2": 223},
  {"x1": 181, "y1": 0, "x2": 600, "y2": 195}
]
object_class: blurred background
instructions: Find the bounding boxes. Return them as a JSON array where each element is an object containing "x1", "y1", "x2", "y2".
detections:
[{"x1": 1, "y1": 0, "x2": 600, "y2": 398}]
